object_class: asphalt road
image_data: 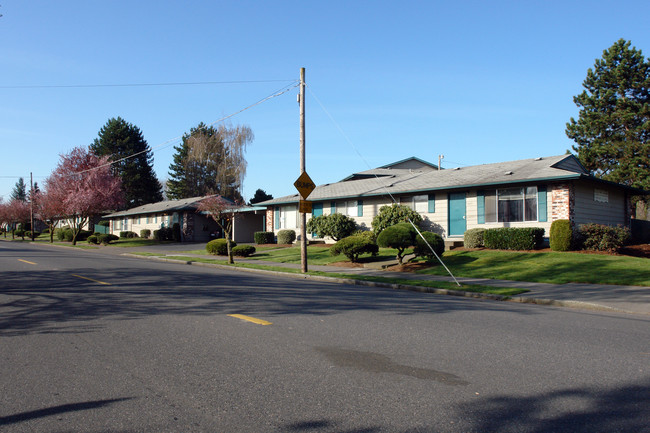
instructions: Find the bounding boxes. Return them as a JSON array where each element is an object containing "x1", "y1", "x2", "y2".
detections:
[{"x1": 1, "y1": 241, "x2": 649, "y2": 432}]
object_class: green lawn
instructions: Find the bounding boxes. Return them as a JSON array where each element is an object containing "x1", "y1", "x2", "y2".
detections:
[
  {"x1": 419, "y1": 250, "x2": 650, "y2": 286},
  {"x1": 248, "y1": 245, "x2": 405, "y2": 265}
]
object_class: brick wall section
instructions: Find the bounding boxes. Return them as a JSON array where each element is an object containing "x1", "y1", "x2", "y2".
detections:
[
  {"x1": 266, "y1": 208, "x2": 274, "y2": 232},
  {"x1": 551, "y1": 183, "x2": 575, "y2": 223}
]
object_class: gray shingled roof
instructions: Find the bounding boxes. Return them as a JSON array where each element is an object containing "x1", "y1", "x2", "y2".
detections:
[
  {"x1": 257, "y1": 154, "x2": 599, "y2": 206},
  {"x1": 104, "y1": 196, "x2": 211, "y2": 218}
]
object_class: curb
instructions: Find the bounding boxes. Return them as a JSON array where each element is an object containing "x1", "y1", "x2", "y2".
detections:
[{"x1": 121, "y1": 253, "x2": 635, "y2": 315}]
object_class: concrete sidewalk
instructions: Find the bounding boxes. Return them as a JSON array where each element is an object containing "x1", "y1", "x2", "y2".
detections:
[{"x1": 116, "y1": 244, "x2": 649, "y2": 316}]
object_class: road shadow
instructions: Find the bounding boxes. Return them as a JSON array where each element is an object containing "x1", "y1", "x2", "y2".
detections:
[
  {"x1": 0, "y1": 261, "x2": 544, "y2": 336},
  {"x1": 0, "y1": 397, "x2": 133, "y2": 426}
]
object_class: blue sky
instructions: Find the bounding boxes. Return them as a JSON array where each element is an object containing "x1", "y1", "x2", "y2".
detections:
[{"x1": 1, "y1": 0, "x2": 649, "y2": 202}]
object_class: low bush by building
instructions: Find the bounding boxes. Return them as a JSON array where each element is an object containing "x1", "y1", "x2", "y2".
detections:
[
  {"x1": 577, "y1": 223, "x2": 630, "y2": 252},
  {"x1": 120, "y1": 231, "x2": 139, "y2": 238},
  {"x1": 97, "y1": 234, "x2": 119, "y2": 245},
  {"x1": 254, "y1": 231, "x2": 275, "y2": 244},
  {"x1": 330, "y1": 235, "x2": 379, "y2": 262},
  {"x1": 550, "y1": 219, "x2": 573, "y2": 252},
  {"x1": 463, "y1": 228, "x2": 485, "y2": 248},
  {"x1": 140, "y1": 229, "x2": 151, "y2": 239},
  {"x1": 277, "y1": 229, "x2": 296, "y2": 244},
  {"x1": 376, "y1": 222, "x2": 416, "y2": 264},
  {"x1": 483, "y1": 227, "x2": 545, "y2": 250}
]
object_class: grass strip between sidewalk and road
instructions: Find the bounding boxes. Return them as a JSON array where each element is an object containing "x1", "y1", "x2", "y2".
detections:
[{"x1": 132, "y1": 253, "x2": 528, "y2": 298}]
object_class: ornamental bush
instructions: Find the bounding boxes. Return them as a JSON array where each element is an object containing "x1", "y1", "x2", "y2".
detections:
[
  {"x1": 254, "y1": 231, "x2": 275, "y2": 244},
  {"x1": 463, "y1": 228, "x2": 486, "y2": 248},
  {"x1": 140, "y1": 229, "x2": 151, "y2": 239},
  {"x1": 232, "y1": 245, "x2": 256, "y2": 257},
  {"x1": 307, "y1": 213, "x2": 357, "y2": 241},
  {"x1": 330, "y1": 235, "x2": 379, "y2": 262},
  {"x1": 97, "y1": 233, "x2": 119, "y2": 245},
  {"x1": 483, "y1": 227, "x2": 545, "y2": 250},
  {"x1": 549, "y1": 219, "x2": 573, "y2": 251},
  {"x1": 277, "y1": 229, "x2": 296, "y2": 244},
  {"x1": 206, "y1": 238, "x2": 237, "y2": 256},
  {"x1": 371, "y1": 204, "x2": 423, "y2": 235},
  {"x1": 119, "y1": 231, "x2": 138, "y2": 238},
  {"x1": 87, "y1": 235, "x2": 98, "y2": 245},
  {"x1": 413, "y1": 231, "x2": 445, "y2": 260},
  {"x1": 577, "y1": 223, "x2": 630, "y2": 252},
  {"x1": 376, "y1": 222, "x2": 417, "y2": 264}
]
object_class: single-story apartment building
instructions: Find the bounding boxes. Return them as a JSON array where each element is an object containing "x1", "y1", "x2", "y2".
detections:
[
  {"x1": 257, "y1": 154, "x2": 646, "y2": 243},
  {"x1": 103, "y1": 196, "x2": 266, "y2": 243}
]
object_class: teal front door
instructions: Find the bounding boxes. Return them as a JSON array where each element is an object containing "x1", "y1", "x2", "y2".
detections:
[{"x1": 448, "y1": 192, "x2": 466, "y2": 236}]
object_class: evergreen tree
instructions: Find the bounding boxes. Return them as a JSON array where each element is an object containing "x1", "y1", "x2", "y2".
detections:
[
  {"x1": 566, "y1": 39, "x2": 650, "y2": 197},
  {"x1": 90, "y1": 117, "x2": 163, "y2": 209},
  {"x1": 167, "y1": 122, "x2": 253, "y2": 201},
  {"x1": 249, "y1": 188, "x2": 273, "y2": 205},
  {"x1": 10, "y1": 177, "x2": 27, "y2": 202}
]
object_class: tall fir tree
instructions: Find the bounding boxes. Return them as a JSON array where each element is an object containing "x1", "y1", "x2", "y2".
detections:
[
  {"x1": 167, "y1": 122, "x2": 252, "y2": 201},
  {"x1": 90, "y1": 117, "x2": 163, "y2": 209},
  {"x1": 10, "y1": 177, "x2": 27, "y2": 202},
  {"x1": 566, "y1": 39, "x2": 650, "y2": 198}
]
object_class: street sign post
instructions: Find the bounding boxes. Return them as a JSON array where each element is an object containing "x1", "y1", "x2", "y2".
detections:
[{"x1": 299, "y1": 200, "x2": 312, "y2": 214}]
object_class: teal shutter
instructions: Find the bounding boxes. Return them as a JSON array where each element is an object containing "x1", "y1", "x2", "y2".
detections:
[
  {"x1": 538, "y1": 186, "x2": 547, "y2": 222},
  {"x1": 330, "y1": 201, "x2": 336, "y2": 214},
  {"x1": 274, "y1": 207, "x2": 280, "y2": 229},
  {"x1": 357, "y1": 200, "x2": 363, "y2": 217},
  {"x1": 312, "y1": 203, "x2": 323, "y2": 217},
  {"x1": 428, "y1": 194, "x2": 435, "y2": 213},
  {"x1": 477, "y1": 190, "x2": 485, "y2": 224}
]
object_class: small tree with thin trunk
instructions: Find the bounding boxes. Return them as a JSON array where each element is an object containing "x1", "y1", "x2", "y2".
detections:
[
  {"x1": 33, "y1": 190, "x2": 65, "y2": 243},
  {"x1": 197, "y1": 195, "x2": 241, "y2": 264},
  {"x1": 7, "y1": 199, "x2": 30, "y2": 240}
]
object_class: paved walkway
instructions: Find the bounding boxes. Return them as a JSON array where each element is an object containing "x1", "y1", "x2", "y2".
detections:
[{"x1": 114, "y1": 243, "x2": 650, "y2": 316}]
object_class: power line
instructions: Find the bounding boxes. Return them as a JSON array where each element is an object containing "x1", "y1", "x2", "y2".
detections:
[{"x1": 0, "y1": 79, "x2": 298, "y2": 90}]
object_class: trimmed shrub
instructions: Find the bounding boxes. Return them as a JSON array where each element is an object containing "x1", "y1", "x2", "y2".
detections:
[
  {"x1": 550, "y1": 219, "x2": 573, "y2": 252},
  {"x1": 353, "y1": 230, "x2": 377, "y2": 244},
  {"x1": 277, "y1": 229, "x2": 296, "y2": 244},
  {"x1": 372, "y1": 203, "x2": 423, "y2": 235},
  {"x1": 153, "y1": 227, "x2": 173, "y2": 241},
  {"x1": 206, "y1": 238, "x2": 237, "y2": 256},
  {"x1": 97, "y1": 233, "x2": 119, "y2": 245},
  {"x1": 140, "y1": 229, "x2": 151, "y2": 239},
  {"x1": 87, "y1": 235, "x2": 99, "y2": 245},
  {"x1": 232, "y1": 245, "x2": 256, "y2": 257},
  {"x1": 376, "y1": 222, "x2": 417, "y2": 264},
  {"x1": 119, "y1": 231, "x2": 138, "y2": 238},
  {"x1": 413, "y1": 231, "x2": 445, "y2": 260},
  {"x1": 483, "y1": 227, "x2": 545, "y2": 250},
  {"x1": 330, "y1": 235, "x2": 379, "y2": 262},
  {"x1": 14, "y1": 229, "x2": 25, "y2": 237},
  {"x1": 76, "y1": 230, "x2": 92, "y2": 242},
  {"x1": 464, "y1": 228, "x2": 486, "y2": 248},
  {"x1": 578, "y1": 223, "x2": 630, "y2": 252},
  {"x1": 25, "y1": 231, "x2": 40, "y2": 238},
  {"x1": 307, "y1": 213, "x2": 357, "y2": 241},
  {"x1": 254, "y1": 231, "x2": 275, "y2": 244},
  {"x1": 172, "y1": 223, "x2": 181, "y2": 242}
]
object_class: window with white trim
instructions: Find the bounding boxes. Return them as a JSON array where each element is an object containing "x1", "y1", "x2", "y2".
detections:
[{"x1": 484, "y1": 186, "x2": 538, "y2": 222}]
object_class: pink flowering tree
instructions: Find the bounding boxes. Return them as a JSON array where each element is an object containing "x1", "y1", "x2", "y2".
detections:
[
  {"x1": 45, "y1": 146, "x2": 124, "y2": 245},
  {"x1": 33, "y1": 189, "x2": 66, "y2": 243},
  {"x1": 197, "y1": 195, "x2": 242, "y2": 264},
  {"x1": 0, "y1": 201, "x2": 9, "y2": 238},
  {"x1": 6, "y1": 199, "x2": 31, "y2": 240}
]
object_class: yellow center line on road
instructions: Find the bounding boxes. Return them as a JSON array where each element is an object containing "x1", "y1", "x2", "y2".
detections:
[
  {"x1": 18, "y1": 259, "x2": 37, "y2": 265},
  {"x1": 71, "y1": 274, "x2": 112, "y2": 285},
  {"x1": 228, "y1": 314, "x2": 272, "y2": 326}
]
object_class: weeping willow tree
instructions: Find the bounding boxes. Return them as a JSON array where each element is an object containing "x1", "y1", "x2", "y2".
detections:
[{"x1": 167, "y1": 123, "x2": 253, "y2": 201}]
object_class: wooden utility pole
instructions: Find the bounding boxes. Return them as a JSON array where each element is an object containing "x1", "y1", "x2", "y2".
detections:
[
  {"x1": 299, "y1": 67, "x2": 308, "y2": 273},
  {"x1": 30, "y1": 172, "x2": 35, "y2": 241}
]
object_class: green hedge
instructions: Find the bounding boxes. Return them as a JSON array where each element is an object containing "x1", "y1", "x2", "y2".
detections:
[
  {"x1": 550, "y1": 219, "x2": 573, "y2": 251},
  {"x1": 254, "y1": 231, "x2": 275, "y2": 244},
  {"x1": 277, "y1": 229, "x2": 296, "y2": 244},
  {"x1": 140, "y1": 229, "x2": 151, "y2": 239},
  {"x1": 463, "y1": 228, "x2": 485, "y2": 248},
  {"x1": 483, "y1": 227, "x2": 545, "y2": 250},
  {"x1": 206, "y1": 238, "x2": 237, "y2": 255},
  {"x1": 120, "y1": 231, "x2": 138, "y2": 238},
  {"x1": 330, "y1": 235, "x2": 379, "y2": 262},
  {"x1": 97, "y1": 234, "x2": 119, "y2": 245}
]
